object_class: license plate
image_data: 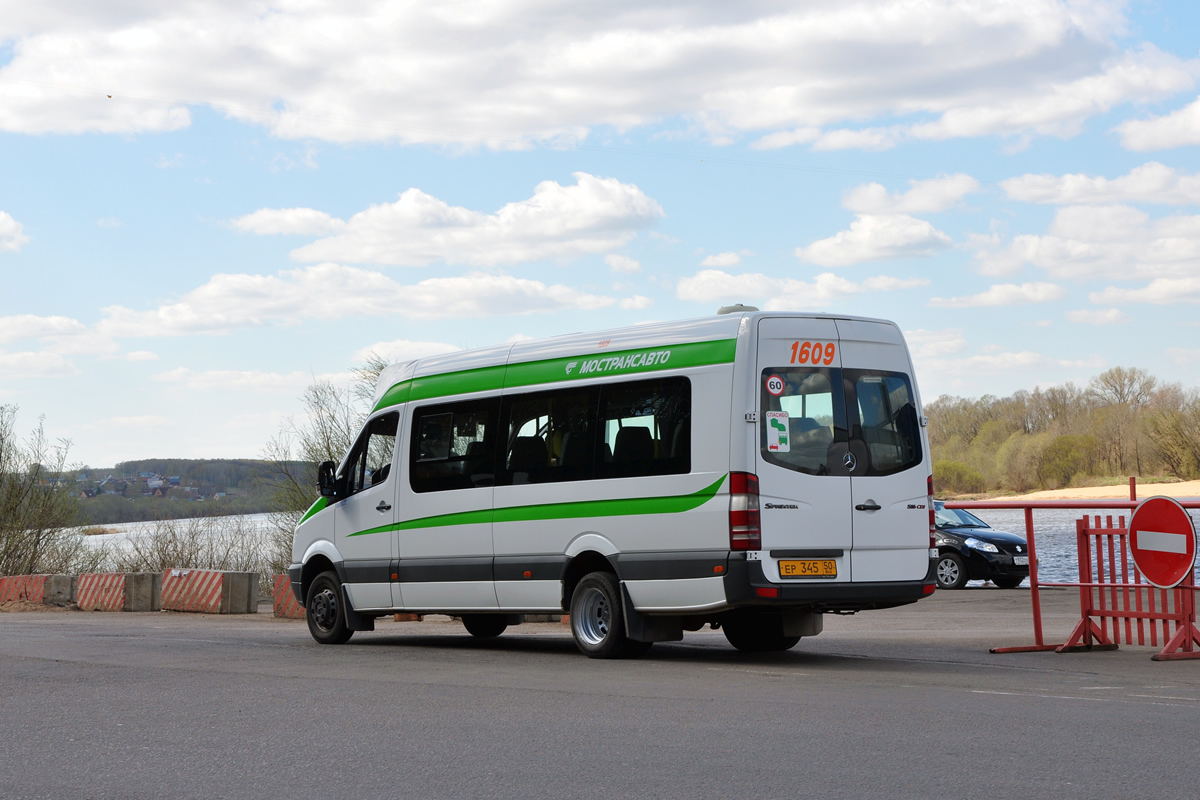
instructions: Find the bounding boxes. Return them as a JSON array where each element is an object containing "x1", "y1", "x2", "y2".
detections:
[
  {"x1": 1013, "y1": 556, "x2": 1029, "y2": 566},
  {"x1": 778, "y1": 559, "x2": 837, "y2": 579}
]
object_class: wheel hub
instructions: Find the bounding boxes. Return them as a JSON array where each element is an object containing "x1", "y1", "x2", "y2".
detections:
[
  {"x1": 574, "y1": 587, "x2": 611, "y2": 646},
  {"x1": 937, "y1": 558, "x2": 959, "y2": 585},
  {"x1": 311, "y1": 588, "x2": 338, "y2": 630}
]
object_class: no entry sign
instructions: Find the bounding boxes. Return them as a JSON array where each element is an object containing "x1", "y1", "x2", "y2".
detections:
[{"x1": 1129, "y1": 496, "x2": 1197, "y2": 589}]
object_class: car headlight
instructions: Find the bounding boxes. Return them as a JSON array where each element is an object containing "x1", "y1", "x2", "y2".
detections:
[{"x1": 964, "y1": 537, "x2": 999, "y2": 553}]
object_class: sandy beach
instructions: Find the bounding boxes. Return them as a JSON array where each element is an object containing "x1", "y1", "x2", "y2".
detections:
[{"x1": 991, "y1": 479, "x2": 1200, "y2": 501}]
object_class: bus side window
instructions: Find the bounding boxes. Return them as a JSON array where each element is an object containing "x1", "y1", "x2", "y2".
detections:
[
  {"x1": 409, "y1": 399, "x2": 499, "y2": 493},
  {"x1": 499, "y1": 388, "x2": 598, "y2": 486},
  {"x1": 595, "y1": 377, "x2": 691, "y2": 480}
]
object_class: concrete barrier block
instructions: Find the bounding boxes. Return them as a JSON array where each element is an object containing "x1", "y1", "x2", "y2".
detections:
[
  {"x1": 272, "y1": 574, "x2": 305, "y2": 619},
  {"x1": 0, "y1": 575, "x2": 52, "y2": 604},
  {"x1": 76, "y1": 573, "x2": 127, "y2": 611},
  {"x1": 43, "y1": 575, "x2": 73, "y2": 606},
  {"x1": 162, "y1": 569, "x2": 258, "y2": 614},
  {"x1": 124, "y1": 573, "x2": 162, "y2": 612},
  {"x1": 219, "y1": 572, "x2": 258, "y2": 614}
]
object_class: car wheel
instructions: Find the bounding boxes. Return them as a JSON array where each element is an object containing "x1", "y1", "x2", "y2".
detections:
[
  {"x1": 306, "y1": 570, "x2": 354, "y2": 645},
  {"x1": 935, "y1": 552, "x2": 969, "y2": 590},
  {"x1": 569, "y1": 572, "x2": 643, "y2": 659},
  {"x1": 462, "y1": 614, "x2": 508, "y2": 638},
  {"x1": 993, "y1": 577, "x2": 1025, "y2": 589},
  {"x1": 722, "y1": 611, "x2": 801, "y2": 653}
]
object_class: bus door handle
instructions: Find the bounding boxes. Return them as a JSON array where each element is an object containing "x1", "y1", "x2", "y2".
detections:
[
  {"x1": 376, "y1": 501, "x2": 392, "y2": 512},
  {"x1": 855, "y1": 501, "x2": 881, "y2": 512}
]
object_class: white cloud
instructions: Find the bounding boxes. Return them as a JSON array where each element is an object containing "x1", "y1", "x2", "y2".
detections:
[
  {"x1": 751, "y1": 127, "x2": 820, "y2": 150},
  {"x1": 843, "y1": 175, "x2": 981, "y2": 214},
  {"x1": 906, "y1": 45, "x2": 1196, "y2": 143},
  {"x1": 903, "y1": 329, "x2": 967, "y2": 360},
  {"x1": 351, "y1": 340, "x2": 461, "y2": 364},
  {"x1": 972, "y1": 205, "x2": 1200, "y2": 280},
  {"x1": 605, "y1": 254, "x2": 641, "y2": 273},
  {"x1": 1116, "y1": 94, "x2": 1200, "y2": 151},
  {"x1": 97, "y1": 263, "x2": 617, "y2": 337},
  {"x1": 1167, "y1": 347, "x2": 1200, "y2": 365},
  {"x1": 233, "y1": 208, "x2": 346, "y2": 236},
  {"x1": 619, "y1": 295, "x2": 652, "y2": 310},
  {"x1": 154, "y1": 368, "x2": 351, "y2": 392},
  {"x1": 812, "y1": 127, "x2": 899, "y2": 151},
  {"x1": 0, "y1": 350, "x2": 76, "y2": 378},
  {"x1": 1089, "y1": 278, "x2": 1200, "y2": 305},
  {"x1": 676, "y1": 269, "x2": 928, "y2": 309},
  {"x1": 0, "y1": 3, "x2": 1193, "y2": 149},
  {"x1": 0, "y1": 314, "x2": 87, "y2": 344},
  {"x1": 1001, "y1": 162, "x2": 1200, "y2": 205},
  {"x1": 797, "y1": 215, "x2": 952, "y2": 267},
  {"x1": 104, "y1": 415, "x2": 171, "y2": 428},
  {"x1": 0, "y1": 211, "x2": 30, "y2": 252},
  {"x1": 928, "y1": 282, "x2": 1067, "y2": 308},
  {"x1": 700, "y1": 252, "x2": 741, "y2": 267},
  {"x1": 1065, "y1": 308, "x2": 1129, "y2": 325},
  {"x1": 124, "y1": 350, "x2": 159, "y2": 361},
  {"x1": 244, "y1": 174, "x2": 662, "y2": 267},
  {"x1": 96, "y1": 216, "x2": 122, "y2": 228}
]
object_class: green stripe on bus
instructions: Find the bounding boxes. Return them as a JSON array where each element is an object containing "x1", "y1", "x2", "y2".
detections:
[
  {"x1": 372, "y1": 338, "x2": 736, "y2": 412},
  {"x1": 299, "y1": 497, "x2": 327, "y2": 525},
  {"x1": 347, "y1": 474, "x2": 728, "y2": 537}
]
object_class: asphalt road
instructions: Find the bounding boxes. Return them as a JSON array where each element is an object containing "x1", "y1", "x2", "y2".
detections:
[{"x1": 2, "y1": 589, "x2": 1198, "y2": 799}]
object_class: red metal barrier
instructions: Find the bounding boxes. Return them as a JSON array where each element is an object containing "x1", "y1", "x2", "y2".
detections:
[
  {"x1": 947, "y1": 491, "x2": 1200, "y2": 661},
  {"x1": 1053, "y1": 515, "x2": 1200, "y2": 661}
]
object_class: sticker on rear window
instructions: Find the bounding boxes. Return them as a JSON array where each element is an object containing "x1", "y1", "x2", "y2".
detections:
[
  {"x1": 766, "y1": 374, "x2": 785, "y2": 396},
  {"x1": 766, "y1": 411, "x2": 790, "y2": 452}
]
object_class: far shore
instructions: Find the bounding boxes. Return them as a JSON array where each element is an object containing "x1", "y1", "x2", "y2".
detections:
[{"x1": 986, "y1": 479, "x2": 1200, "y2": 502}]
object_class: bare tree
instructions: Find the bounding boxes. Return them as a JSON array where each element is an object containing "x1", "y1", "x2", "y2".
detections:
[
  {"x1": 259, "y1": 355, "x2": 392, "y2": 574},
  {"x1": 1088, "y1": 367, "x2": 1157, "y2": 408},
  {"x1": 0, "y1": 406, "x2": 103, "y2": 576}
]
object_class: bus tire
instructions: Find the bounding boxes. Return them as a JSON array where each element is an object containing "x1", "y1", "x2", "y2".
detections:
[
  {"x1": 722, "y1": 612, "x2": 800, "y2": 653},
  {"x1": 462, "y1": 614, "x2": 508, "y2": 638},
  {"x1": 570, "y1": 571, "x2": 640, "y2": 659},
  {"x1": 306, "y1": 571, "x2": 354, "y2": 645}
]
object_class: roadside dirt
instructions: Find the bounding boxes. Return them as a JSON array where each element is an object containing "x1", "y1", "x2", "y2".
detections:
[{"x1": 0, "y1": 601, "x2": 72, "y2": 613}]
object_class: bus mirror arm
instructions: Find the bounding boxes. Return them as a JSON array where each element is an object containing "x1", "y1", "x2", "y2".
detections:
[{"x1": 317, "y1": 461, "x2": 339, "y2": 498}]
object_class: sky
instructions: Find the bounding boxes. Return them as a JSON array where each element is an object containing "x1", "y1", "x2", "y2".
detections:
[{"x1": 2, "y1": 0, "x2": 1200, "y2": 467}]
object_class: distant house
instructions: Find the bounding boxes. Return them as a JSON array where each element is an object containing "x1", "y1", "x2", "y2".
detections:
[
  {"x1": 167, "y1": 476, "x2": 181, "y2": 486},
  {"x1": 150, "y1": 486, "x2": 170, "y2": 498},
  {"x1": 147, "y1": 478, "x2": 165, "y2": 489},
  {"x1": 78, "y1": 489, "x2": 96, "y2": 499}
]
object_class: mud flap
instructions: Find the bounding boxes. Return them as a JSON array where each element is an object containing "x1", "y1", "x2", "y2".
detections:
[
  {"x1": 620, "y1": 582, "x2": 683, "y2": 643},
  {"x1": 342, "y1": 586, "x2": 375, "y2": 632}
]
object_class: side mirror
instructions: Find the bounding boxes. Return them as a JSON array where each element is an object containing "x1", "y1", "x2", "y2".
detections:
[{"x1": 317, "y1": 461, "x2": 339, "y2": 498}]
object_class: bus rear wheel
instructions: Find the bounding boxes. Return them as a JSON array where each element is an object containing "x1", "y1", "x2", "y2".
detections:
[
  {"x1": 569, "y1": 572, "x2": 648, "y2": 659},
  {"x1": 462, "y1": 614, "x2": 508, "y2": 638},
  {"x1": 722, "y1": 612, "x2": 800, "y2": 653}
]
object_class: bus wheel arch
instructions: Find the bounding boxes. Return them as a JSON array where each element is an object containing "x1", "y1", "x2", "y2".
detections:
[{"x1": 561, "y1": 550, "x2": 617, "y2": 613}]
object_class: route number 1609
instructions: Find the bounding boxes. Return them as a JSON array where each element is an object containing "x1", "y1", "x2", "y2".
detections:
[{"x1": 791, "y1": 341, "x2": 836, "y2": 365}]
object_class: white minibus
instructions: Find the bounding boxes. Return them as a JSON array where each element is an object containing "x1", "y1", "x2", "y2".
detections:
[{"x1": 289, "y1": 309, "x2": 937, "y2": 657}]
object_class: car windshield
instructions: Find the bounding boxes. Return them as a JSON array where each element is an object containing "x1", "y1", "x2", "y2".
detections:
[{"x1": 934, "y1": 503, "x2": 990, "y2": 529}]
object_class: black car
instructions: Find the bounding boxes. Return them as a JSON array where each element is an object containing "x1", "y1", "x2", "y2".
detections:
[{"x1": 933, "y1": 501, "x2": 1029, "y2": 589}]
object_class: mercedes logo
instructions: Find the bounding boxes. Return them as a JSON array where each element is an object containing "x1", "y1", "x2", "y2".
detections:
[{"x1": 842, "y1": 452, "x2": 856, "y2": 472}]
